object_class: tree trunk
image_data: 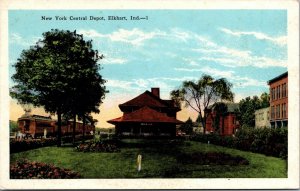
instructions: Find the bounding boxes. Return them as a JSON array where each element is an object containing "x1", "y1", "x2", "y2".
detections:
[
  {"x1": 57, "y1": 109, "x2": 62, "y2": 147},
  {"x1": 72, "y1": 114, "x2": 76, "y2": 146},
  {"x1": 199, "y1": 111, "x2": 206, "y2": 134},
  {"x1": 82, "y1": 115, "x2": 86, "y2": 143}
]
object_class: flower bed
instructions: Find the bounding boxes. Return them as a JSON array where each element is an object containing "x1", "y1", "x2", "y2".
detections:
[
  {"x1": 76, "y1": 140, "x2": 120, "y2": 153},
  {"x1": 10, "y1": 160, "x2": 81, "y2": 179},
  {"x1": 177, "y1": 152, "x2": 249, "y2": 165}
]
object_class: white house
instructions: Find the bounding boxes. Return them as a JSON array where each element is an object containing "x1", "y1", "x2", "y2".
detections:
[{"x1": 255, "y1": 107, "x2": 271, "y2": 128}]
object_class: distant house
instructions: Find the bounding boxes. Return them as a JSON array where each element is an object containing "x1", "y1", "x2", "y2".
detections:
[
  {"x1": 107, "y1": 88, "x2": 183, "y2": 137},
  {"x1": 205, "y1": 103, "x2": 240, "y2": 136},
  {"x1": 192, "y1": 122, "x2": 203, "y2": 134},
  {"x1": 17, "y1": 111, "x2": 95, "y2": 138},
  {"x1": 268, "y1": 72, "x2": 288, "y2": 128},
  {"x1": 18, "y1": 112, "x2": 55, "y2": 138},
  {"x1": 255, "y1": 107, "x2": 271, "y2": 128}
]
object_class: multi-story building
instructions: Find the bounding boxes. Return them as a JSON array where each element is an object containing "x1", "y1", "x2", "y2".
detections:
[
  {"x1": 255, "y1": 107, "x2": 271, "y2": 128},
  {"x1": 268, "y1": 72, "x2": 288, "y2": 128}
]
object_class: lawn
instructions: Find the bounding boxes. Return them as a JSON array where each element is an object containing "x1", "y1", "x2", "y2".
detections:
[{"x1": 10, "y1": 139, "x2": 287, "y2": 178}]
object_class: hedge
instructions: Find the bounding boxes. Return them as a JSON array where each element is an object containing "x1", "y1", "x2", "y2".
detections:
[
  {"x1": 191, "y1": 127, "x2": 287, "y2": 159},
  {"x1": 10, "y1": 135, "x2": 95, "y2": 153},
  {"x1": 10, "y1": 138, "x2": 57, "y2": 153}
]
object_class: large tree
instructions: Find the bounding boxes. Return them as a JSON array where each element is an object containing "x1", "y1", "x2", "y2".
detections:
[
  {"x1": 10, "y1": 29, "x2": 106, "y2": 146},
  {"x1": 237, "y1": 92, "x2": 270, "y2": 127},
  {"x1": 170, "y1": 74, "x2": 234, "y2": 134}
]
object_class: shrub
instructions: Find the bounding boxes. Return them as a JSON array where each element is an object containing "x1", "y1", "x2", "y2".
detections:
[
  {"x1": 191, "y1": 127, "x2": 287, "y2": 159},
  {"x1": 10, "y1": 159, "x2": 81, "y2": 179},
  {"x1": 76, "y1": 139, "x2": 120, "y2": 153}
]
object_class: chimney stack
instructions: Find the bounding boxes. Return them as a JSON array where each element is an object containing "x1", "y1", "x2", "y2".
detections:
[{"x1": 151, "y1": 88, "x2": 160, "y2": 98}]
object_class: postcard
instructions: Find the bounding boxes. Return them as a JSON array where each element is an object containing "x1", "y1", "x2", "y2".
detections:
[{"x1": 0, "y1": 0, "x2": 299, "y2": 189}]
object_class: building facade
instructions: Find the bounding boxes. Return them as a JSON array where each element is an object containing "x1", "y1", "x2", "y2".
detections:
[
  {"x1": 17, "y1": 112, "x2": 95, "y2": 138},
  {"x1": 107, "y1": 88, "x2": 183, "y2": 137},
  {"x1": 268, "y1": 72, "x2": 288, "y2": 128},
  {"x1": 205, "y1": 103, "x2": 239, "y2": 136},
  {"x1": 255, "y1": 107, "x2": 271, "y2": 128}
]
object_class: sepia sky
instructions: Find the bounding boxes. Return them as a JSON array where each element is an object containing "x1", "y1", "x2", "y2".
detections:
[{"x1": 9, "y1": 10, "x2": 287, "y2": 127}]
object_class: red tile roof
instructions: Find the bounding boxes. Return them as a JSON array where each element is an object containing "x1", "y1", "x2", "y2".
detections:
[
  {"x1": 119, "y1": 90, "x2": 168, "y2": 108},
  {"x1": 107, "y1": 106, "x2": 183, "y2": 124}
]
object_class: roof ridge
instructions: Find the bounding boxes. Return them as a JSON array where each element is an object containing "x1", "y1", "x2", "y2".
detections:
[{"x1": 119, "y1": 90, "x2": 169, "y2": 107}]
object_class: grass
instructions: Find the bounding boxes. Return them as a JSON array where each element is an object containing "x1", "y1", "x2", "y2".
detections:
[{"x1": 10, "y1": 139, "x2": 287, "y2": 178}]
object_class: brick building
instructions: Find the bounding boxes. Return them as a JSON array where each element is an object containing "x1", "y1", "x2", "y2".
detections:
[
  {"x1": 107, "y1": 88, "x2": 183, "y2": 137},
  {"x1": 205, "y1": 103, "x2": 240, "y2": 136},
  {"x1": 18, "y1": 111, "x2": 95, "y2": 138},
  {"x1": 268, "y1": 71, "x2": 288, "y2": 128}
]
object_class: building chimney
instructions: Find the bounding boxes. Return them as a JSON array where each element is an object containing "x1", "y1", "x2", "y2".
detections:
[{"x1": 151, "y1": 88, "x2": 160, "y2": 98}]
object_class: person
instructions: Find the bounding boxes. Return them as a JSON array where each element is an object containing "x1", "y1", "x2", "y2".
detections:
[{"x1": 17, "y1": 131, "x2": 22, "y2": 141}]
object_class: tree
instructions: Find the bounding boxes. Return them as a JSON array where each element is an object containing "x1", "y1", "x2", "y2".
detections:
[
  {"x1": 260, "y1": 92, "x2": 270, "y2": 108},
  {"x1": 9, "y1": 120, "x2": 18, "y2": 133},
  {"x1": 170, "y1": 74, "x2": 234, "y2": 134},
  {"x1": 10, "y1": 29, "x2": 107, "y2": 146},
  {"x1": 179, "y1": 117, "x2": 194, "y2": 135},
  {"x1": 237, "y1": 92, "x2": 269, "y2": 127}
]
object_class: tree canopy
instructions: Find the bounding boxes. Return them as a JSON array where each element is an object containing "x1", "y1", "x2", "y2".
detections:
[
  {"x1": 170, "y1": 74, "x2": 234, "y2": 133},
  {"x1": 179, "y1": 117, "x2": 194, "y2": 135},
  {"x1": 237, "y1": 92, "x2": 270, "y2": 127},
  {"x1": 10, "y1": 29, "x2": 107, "y2": 146}
]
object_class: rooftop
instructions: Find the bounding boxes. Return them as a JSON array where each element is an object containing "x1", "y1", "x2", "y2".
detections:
[
  {"x1": 207, "y1": 102, "x2": 239, "y2": 113},
  {"x1": 119, "y1": 89, "x2": 179, "y2": 111},
  {"x1": 108, "y1": 106, "x2": 183, "y2": 124},
  {"x1": 268, "y1": 71, "x2": 288, "y2": 85}
]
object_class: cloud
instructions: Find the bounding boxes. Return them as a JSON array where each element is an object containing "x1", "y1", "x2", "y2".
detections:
[
  {"x1": 175, "y1": 66, "x2": 267, "y2": 89},
  {"x1": 220, "y1": 27, "x2": 287, "y2": 46},
  {"x1": 101, "y1": 57, "x2": 127, "y2": 65},
  {"x1": 192, "y1": 47, "x2": 286, "y2": 68},
  {"x1": 10, "y1": 33, "x2": 39, "y2": 47},
  {"x1": 79, "y1": 27, "x2": 286, "y2": 70},
  {"x1": 79, "y1": 28, "x2": 166, "y2": 46},
  {"x1": 106, "y1": 79, "x2": 138, "y2": 91}
]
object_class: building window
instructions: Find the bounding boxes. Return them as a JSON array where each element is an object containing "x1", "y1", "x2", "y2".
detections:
[
  {"x1": 282, "y1": 103, "x2": 287, "y2": 118},
  {"x1": 273, "y1": 87, "x2": 276, "y2": 100},
  {"x1": 271, "y1": 106, "x2": 275, "y2": 119},
  {"x1": 276, "y1": 105, "x2": 280, "y2": 118},
  {"x1": 277, "y1": 86, "x2": 281, "y2": 99},
  {"x1": 282, "y1": 83, "x2": 286, "y2": 98}
]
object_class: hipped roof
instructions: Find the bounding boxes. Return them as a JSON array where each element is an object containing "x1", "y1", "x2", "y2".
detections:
[
  {"x1": 119, "y1": 90, "x2": 178, "y2": 109},
  {"x1": 207, "y1": 103, "x2": 239, "y2": 113},
  {"x1": 107, "y1": 106, "x2": 183, "y2": 124}
]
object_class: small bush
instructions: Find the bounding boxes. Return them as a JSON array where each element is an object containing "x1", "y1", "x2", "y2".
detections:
[
  {"x1": 10, "y1": 159, "x2": 81, "y2": 179},
  {"x1": 76, "y1": 139, "x2": 120, "y2": 153}
]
